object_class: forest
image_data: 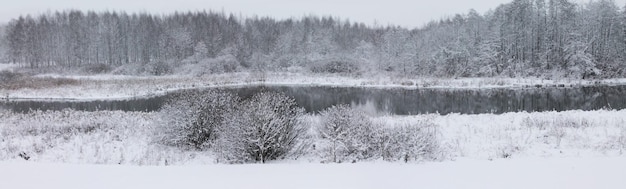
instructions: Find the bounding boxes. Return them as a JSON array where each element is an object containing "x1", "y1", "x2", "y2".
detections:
[{"x1": 0, "y1": 0, "x2": 625, "y2": 79}]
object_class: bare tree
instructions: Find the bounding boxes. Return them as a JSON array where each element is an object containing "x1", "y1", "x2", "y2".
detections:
[
  {"x1": 317, "y1": 105, "x2": 377, "y2": 163},
  {"x1": 216, "y1": 92, "x2": 304, "y2": 163},
  {"x1": 155, "y1": 90, "x2": 238, "y2": 150}
]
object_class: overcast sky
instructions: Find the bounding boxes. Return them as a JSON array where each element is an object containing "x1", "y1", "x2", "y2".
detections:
[{"x1": 1, "y1": 0, "x2": 624, "y2": 28}]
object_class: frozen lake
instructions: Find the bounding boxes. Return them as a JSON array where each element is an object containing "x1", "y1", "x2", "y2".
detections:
[{"x1": 2, "y1": 85, "x2": 626, "y2": 115}]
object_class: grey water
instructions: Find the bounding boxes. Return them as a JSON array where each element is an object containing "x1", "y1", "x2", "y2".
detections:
[{"x1": 1, "y1": 85, "x2": 626, "y2": 115}]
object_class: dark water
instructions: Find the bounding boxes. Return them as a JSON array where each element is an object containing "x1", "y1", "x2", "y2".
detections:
[{"x1": 1, "y1": 85, "x2": 626, "y2": 115}]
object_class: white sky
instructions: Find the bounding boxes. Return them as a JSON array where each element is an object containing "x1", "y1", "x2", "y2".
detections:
[{"x1": 1, "y1": 0, "x2": 625, "y2": 28}]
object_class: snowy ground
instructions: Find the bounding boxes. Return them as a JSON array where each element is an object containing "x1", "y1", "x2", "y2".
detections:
[
  {"x1": 1, "y1": 109, "x2": 626, "y2": 188},
  {"x1": 2, "y1": 69, "x2": 626, "y2": 100},
  {"x1": 2, "y1": 64, "x2": 626, "y2": 188},
  {"x1": 1, "y1": 157, "x2": 625, "y2": 189},
  {"x1": 0, "y1": 63, "x2": 18, "y2": 72},
  {"x1": 2, "y1": 109, "x2": 625, "y2": 163}
]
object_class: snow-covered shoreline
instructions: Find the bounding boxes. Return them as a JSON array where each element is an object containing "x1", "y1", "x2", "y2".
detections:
[
  {"x1": 2, "y1": 109, "x2": 625, "y2": 164},
  {"x1": 2, "y1": 107, "x2": 625, "y2": 188},
  {"x1": 1, "y1": 109, "x2": 625, "y2": 188},
  {"x1": 3, "y1": 71, "x2": 626, "y2": 100}
]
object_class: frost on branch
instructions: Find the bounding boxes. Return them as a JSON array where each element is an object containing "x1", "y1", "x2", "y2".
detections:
[
  {"x1": 215, "y1": 92, "x2": 304, "y2": 163},
  {"x1": 317, "y1": 105, "x2": 377, "y2": 163},
  {"x1": 316, "y1": 105, "x2": 441, "y2": 163},
  {"x1": 155, "y1": 90, "x2": 238, "y2": 150},
  {"x1": 564, "y1": 38, "x2": 600, "y2": 79},
  {"x1": 380, "y1": 121, "x2": 441, "y2": 162}
]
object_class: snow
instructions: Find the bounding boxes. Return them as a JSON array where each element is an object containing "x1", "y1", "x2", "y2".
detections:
[
  {"x1": 0, "y1": 63, "x2": 17, "y2": 71},
  {"x1": 2, "y1": 109, "x2": 625, "y2": 164},
  {"x1": 376, "y1": 110, "x2": 626, "y2": 160},
  {"x1": 1, "y1": 108, "x2": 626, "y2": 188},
  {"x1": 0, "y1": 157, "x2": 625, "y2": 189},
  {"x1": 3, "y1": 72, "x2": 626, "y2": 100}
]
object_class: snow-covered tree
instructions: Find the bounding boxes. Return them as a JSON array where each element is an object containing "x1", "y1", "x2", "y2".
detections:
[
  {"x1": 564, "y1": 37, "x2": 600, "y2": 78},
  {"x1": 354, "y1": 40, "x2": 379, "y2": 72},
  {"x1": 155, "y1": 90, "x2": 238, "y2": 150},
  {"x1": 471, "y1": 39, "x2": 500, "y2": 77},
  {"x1": 3, "y1": 2, "x2": 626, "y2": 78},
  {"x1": 381, "y1": 122, "x2": 440, "y2": 162},
  {"x1": 380, "y1": 28, "x2": 410, "y2": 72},
  {"x1": 317, "y1": 105, "x2": 377, "y2": 163},
  {"x1": 187, "y1": 42, "x2": 208, "y2": 63},
  {"x1": 0, "y1": 24, "x2": 8, "y2": 62},
  {"x1": 216, "y1": 92, "x2": 304, "y2": 163}
]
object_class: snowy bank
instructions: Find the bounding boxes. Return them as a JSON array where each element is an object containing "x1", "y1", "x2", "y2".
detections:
[
  {"x1": 382, "y1": 110, "x2": 626, "y2": 160},
  {"x1": 2, "y1": 108, "x2": 626, "y2": 187},
  {"x1": 1, "y1": 72, "x2": 626, "y2": 100},
  {"x1": 2, "y1": 109, "x2": 625, "y2": 164},
  {"x1": 1, "y1": 157, "x2": 625, "y2": 189},
  {"x1": 0, "y1": 110, "x2": 213, "y2": 165}
]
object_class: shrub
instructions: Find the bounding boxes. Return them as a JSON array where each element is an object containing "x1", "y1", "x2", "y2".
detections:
[
  {"x1": 175, "y1": 55, "x2": 240, "y2": 76},
  {"x1": 316, "y1": 105, "x2": 441, "y2": 163},
  {"x1": 82, "y1": 63, "x2": 112, "y2": 74},
  {"x1": 317, "y1": 105, "x2": 377, "y2": 163},
  {"x1": 380, "y1": 122, "x2": 440, "y2": 162},
  {"x1": 310, "y1": 60, "x2": 360, "y2": 74},
  {"x1": 204, "y1": 54, "x2": 239, "y2": 74},
  {"x1": 155, "y1": 90, "x2": 238, "y2": 150},
  {"x1": 0, "y1": 70, "x2": 22, "y2": 82},
  {"x1": 148, "y1": 61, "x2": 172, "y2": 76},
  {"x1": 215, "y1": 92, "x2": 304, "y2": 163},
  {"x1": 0, "y1": 73, "x2": 78, "y2": 90}
]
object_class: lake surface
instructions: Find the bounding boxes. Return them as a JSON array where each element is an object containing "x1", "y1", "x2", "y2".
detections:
[{"x1": 1, "y1": 85, "x2": 626, "y2": 115}]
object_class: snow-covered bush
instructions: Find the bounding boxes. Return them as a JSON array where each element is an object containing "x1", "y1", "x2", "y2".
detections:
[
  {"x1": 564, "y1": 39, "x2": 600, "y2": 79},
  {"x1": 604, "y1": 127, "x2": 626, "y2": 154},
  {"x1": 147, "y1": 60, "x2": 173, "y2": 76},
  {"x1": 200, "y1": 54, "x2": 240, "y2": 74},
  {"x1": 0, "y1": 74, "x2": 78, "y2": 90},
  {"x1": 380, "y1": 122, "x2": 440, "y2": 162},
  {"x1": 110, "y1": 61, "x2": 172, "y2": 76},
  {"x1": 317, "y1": 105, "x2": 377, "y2": 163},
  {"x1": 110, "y1": 63, "x2": 143, "y2": 75},
  {"x1": 155, "y1": 90, "x2": 238, "y2": 150},
  {"x1": 175, "y1": 54, "x2": 240, "y2": 76},
  {"x1": 81, "y1": 63, "x2": 112, "y2": 74},
  {"x1": 316, "y1": 105, "x2": 441, "y2": 163},
  {"x1": 309, "y1": 58, "x2": 360, "y2": 74},
  {"x1": 215, "y1": 92, "x2": 305, "y2": 163},
  {"x1": 285, "y1": 115, "x2": 317, "y2": 160}
]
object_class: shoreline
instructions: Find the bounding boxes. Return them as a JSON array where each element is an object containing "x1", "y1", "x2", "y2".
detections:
[{"x1": 2, "y1": 72, "x2": 626, "y2": 100}]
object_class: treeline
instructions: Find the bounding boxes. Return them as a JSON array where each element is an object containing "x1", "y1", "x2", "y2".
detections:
[{"x1": 3, "y1": 0, "x2": 626, "y2": 78}]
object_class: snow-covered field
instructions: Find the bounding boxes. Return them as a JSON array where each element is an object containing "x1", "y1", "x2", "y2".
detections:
[
  {"x1": 2, "y1": 108, "x2": 626, "y2": 188},
  {"x1": 1, "y1": 157, "x2": 625, "y2": 189},
  {"x1": 2, "y1": 70, "x2": 626, "y2": 100},
  {"x1": 0, "y1": 63, "x2": 18, "y2": 72},
  {"x1": 2, "y1": 109, "x2": 625, "y2": 162}
]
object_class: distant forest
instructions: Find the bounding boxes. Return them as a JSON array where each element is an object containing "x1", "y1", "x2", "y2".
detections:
[{"x1": 1, "y1": 0, "x2": 626, "y2": 78}]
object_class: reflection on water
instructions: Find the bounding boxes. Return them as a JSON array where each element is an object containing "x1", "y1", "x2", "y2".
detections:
[{"x1": 1, "y1": 85, "x2": 626, "y2": 115}]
